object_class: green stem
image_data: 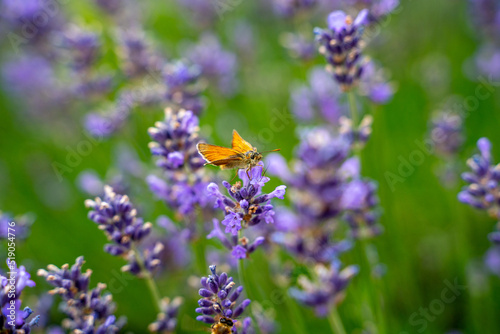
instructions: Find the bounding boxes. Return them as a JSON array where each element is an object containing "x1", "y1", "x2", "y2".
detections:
[
  {"x1": 327, "y1": 306, "x2": 347, "y2": 334},
  {"x1": 284, "y1": 292, "x2": 309, "y2": 334},
  {"x1": 348, "y1": 91, "x2": 359, "y2": 126},
  {"x1": 132, "y1": 245, "x2": 162, "y2": 314},
  {"x1": 194, "y1": 215, "x2": 207, "y2": 274}
]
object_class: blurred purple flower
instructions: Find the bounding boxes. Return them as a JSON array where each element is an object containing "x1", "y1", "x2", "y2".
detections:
[
  {"x1": 429, "y1": 111, "x2": 464, "y2": 157},
  {"x1": 185, "y1": 33, "x2": 238, "y2": 96},
  {"x1": 57, "y1": 25, "x2": 101, "y2": 72},
  {"x1": 281, "y1": 33, "x2": 316, "y2": 61},
  {"x1": 163, "y1": 60, "x2": 205, "y2": 114},
  {"x1": 148, "y1": 297, "x2": 182, "y2": 333},
  {"x1": 38, "y1": 256, "x2": 125, "y2": 333},
  {"x1": 272, "y1": 0, "x2": 317, "y2": 17},
  {"x1": 290, "y1": 67, "x2": 347, "y2": 124},
  {"x1": 358, "y1": 61, "x2": 394, "y2": 104},
  {"x1": 473, "y1": 44, "x2": 500, "y2": 81},
  {"x1": 289, "y1": 262, "x2": 358, "y2": 316},
  {"x1": 116, "y1": 28, "x2": 165, "y2": 78},
  {"x1": 0, "y1": 212, "x2": 34, "y2": 241}
]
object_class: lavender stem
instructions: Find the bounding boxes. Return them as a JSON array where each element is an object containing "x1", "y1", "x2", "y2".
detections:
[
  {"x1": 348, "y1": 91, "x2": 359, "y2": 126},
  {"x1": 327, "y1": 306, "x2": 347, "y2": 334},
  {"x1": 132, "y1": 244, "x2": 163, "y2": 313}
]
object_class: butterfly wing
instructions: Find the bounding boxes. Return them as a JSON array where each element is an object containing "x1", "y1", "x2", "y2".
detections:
[
  {"x1": 197, "y1": 143, "x2": 243, "y2": 168},
  {"x1": 231, "y1": 130, "x2": 255, "y2": 154}
]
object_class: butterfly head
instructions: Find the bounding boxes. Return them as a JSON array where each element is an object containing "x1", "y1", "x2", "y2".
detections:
[{"x1": 245, "y1": 150, "x2": 262, "y2": 166}]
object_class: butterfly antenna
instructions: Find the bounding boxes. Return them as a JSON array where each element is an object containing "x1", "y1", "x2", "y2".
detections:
[
  {"x1": 262, "y1": 163, "x2": 270, "y2": 178},
  {"x1": 261, "y1": 148, "x2": 281, "y2": 154}
]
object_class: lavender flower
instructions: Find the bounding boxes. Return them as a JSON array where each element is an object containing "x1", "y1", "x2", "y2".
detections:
[
  {"x1": 93, "y1": 0, "x2": 123, "y2": 15},
  {"x1": 175, "y1": 0, "x2": 218, "y2": 27},
  {"x1": 289, "y1": 262, "x2": 358, "y2": 316},
  {"x1": 1, "y1": 0, "x2": 63, "y2": 45},
  {"x1": 85, "y1": 186, "x2": 163, "y2": 276},
  {"x1": 468, "y1": 0, "x2": 500, "y2": 39},
  {"x1": 339, "y1": 114, "x2": 374, "y2": 147},
  {"x1": 430, "y1": 110, "x2": 464, "y2": 156},
  {"x1": 358, "y1": 60, "x2": 394, "y2": 104},
  {"x1": 320, "y1": 0, "x2": 399, "y2": 22},
  {"x1": 57, "y1": 25, "x2": 101, "y2": 72},
  {"x1": 0, "y1": 260, "x2": 39, "y2": 333},
  {"x1": 1, "y1": 54, "x2": 65, "y2": 115},
  {"x1": 147, "y1": 109, "x2": 212, "y2": 216},
  {"x1": 340, "y1": 179, "x2": 382, "y2": 238},
  {"x1": 281, "y1": 32, "x2": 316, "y2": 61},
  {"x1": 314, "y1": 9, "x2": 369, "y2": 91},
  {"x1": 116, "y1": 28, "x2": 165, "y2": 78},
  {"x1": 185, "y1": 33, "x2": 238, "y2": 96},
  {"x1": 148, "y1": 297, "x2": 182, "y2": 333},
  {"x1": 206, "y1": 165, "x2": 286, "y2": 259},
  {"x1": 196, "y1": 265, "x2": 252, "y2": 334},
  {"x1": 37, "y1": 256, "x2": 125, "y2": 333},
  {"x1": 290, "y1": 67, "x2": 347, "y2": 124},
  {"x1": 163, "y1": 61, "x2": 204, "y2": 114},
  {"x1": 84, "y1": 98, "x2": 131, "y2": 138},
  {"x1": 267, "y1": 127, "x2": 381, "y2": 264},
  {"x1": 458, "y1": 137, "x2": 500, "y2": 217},
  {"x1": 0, "y1": 212, "x2": 34, "y2": 241},
  {"x1": 472, "y1": 44, "x2": 500, "y2": 81},
  {"x1": 152, "y1": 215, "x2": 191, "y2": 268},
  {"x1": 272, "y1": 0, "x2": 317, "y2": 17}
]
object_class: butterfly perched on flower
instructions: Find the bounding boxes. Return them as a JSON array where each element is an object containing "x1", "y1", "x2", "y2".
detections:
[{"x1": 197, "y1": 130, "x2": 279, "y2": 177}]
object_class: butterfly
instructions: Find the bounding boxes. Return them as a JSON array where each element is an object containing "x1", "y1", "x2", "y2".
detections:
[{"x1": 197, "y1": 130, "x2": 279, "y2": 178}]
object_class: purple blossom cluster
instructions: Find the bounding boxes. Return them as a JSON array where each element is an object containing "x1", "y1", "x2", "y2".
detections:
[
  {"x1": 321, "y1": 0, "x2": 400, "y2": 22},
  {"x1": 0, "y1": 212, "x2": 34, "y2": 241},
  {"x1": 428, "y1": 110, "x2": 465, "y2": 186},
  {"x1": 147, "y1": 109, "x2": 212, "y2": 217},
  {"x1": 0, "y1": 260, "x2": 39, "y2": 333},
  {"x1": 314, "y1": 9, "x2": 369, "y2": 91},
  {"x1": 196, "y1": 265, "x2": 252, "y2": 334},
  {"x1": 271, "y1": 0, "x2": 317, "y2": 18},
  {"x1": 85, "y1": 186, "x2": 162, "y2": 276},
  {"x1": 37, "y1": 256, "x2": 125, "y2": 333},
  {"x1": 163, "y1": 61, "x2": 205, "y2": 115},
  {"x1": 458, "y1": 138, "x2": 500, "y2": 219},
  {"x1": 458, "y1": 138, "x2": 500, "y2": 277},
  {"x1": 289, "y1": 262, "x2": 358, "y2": 316},
  {"x1": 206, "y1": 165, "x2": 286, "y2": 259},
  {"x1": 468, "y1": 0, "x2": 500, "y2": 80},
  {"x1": 269, "y1": 128, "x2": 380, "y2": 239},
  {"x1": 290, "y1": 67, "x2": 347, "y2": 124},
  {"x1": 148, "y1": 297, "x2": 183, "y2": 333},
  {"x1": 266, "y1": 126, "x2": 379, "y2": 313},
  {"x1": 185, "y1": 33, "x2": 238, "y2": 96}
]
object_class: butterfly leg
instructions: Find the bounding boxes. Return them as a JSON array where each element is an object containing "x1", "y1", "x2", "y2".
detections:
[{"x1": 230, "y1": 169, "x2": 239, "y2": 182}]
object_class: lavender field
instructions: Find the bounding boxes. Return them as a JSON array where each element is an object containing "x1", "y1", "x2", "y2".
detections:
[{"x1": 1, "y1": 0, "x2": 500, "y2": 333}]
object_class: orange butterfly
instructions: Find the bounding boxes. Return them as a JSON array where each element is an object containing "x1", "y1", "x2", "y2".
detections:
[{"x1": 197, "y1": 130, "x2": 279, "y2": 178}]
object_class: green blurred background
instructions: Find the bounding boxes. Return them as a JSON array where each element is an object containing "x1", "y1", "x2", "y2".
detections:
[{"x1": 1, "y1": 0, "x2": 500, "y2": 333}]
